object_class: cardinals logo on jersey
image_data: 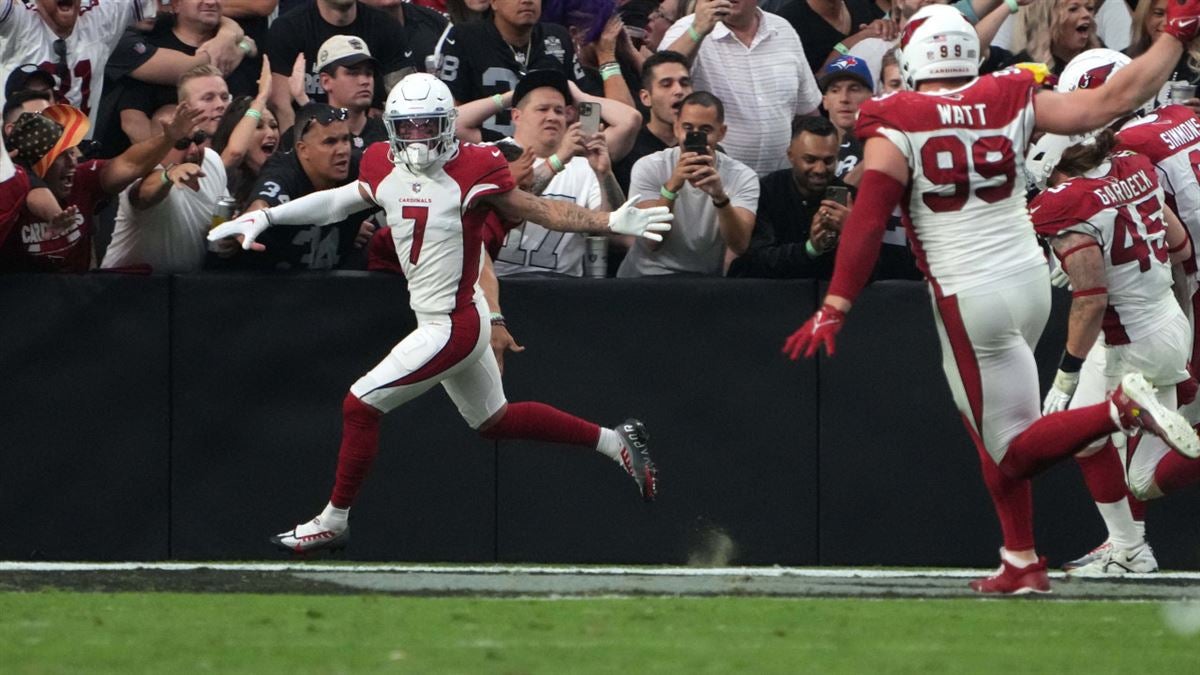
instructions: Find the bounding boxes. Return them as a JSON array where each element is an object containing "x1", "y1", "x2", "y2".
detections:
[{"x1": 1077, "y1": 63, "x2": 1117, "y2": 90}]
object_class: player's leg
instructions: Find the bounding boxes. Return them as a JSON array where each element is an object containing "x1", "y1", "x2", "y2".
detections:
[
  {"x1": 930, "y1": 286, "x2": 1045, "y2": 593},
  {"x1": 272, "y1": 315, "x2": 477, "y2": 553},
  {"x1": 1064, "y1": 345, "x2": 1146, "y2": 573},
  {"x1": 441, "y1": 324, "x2": 658, "y2": 501}
]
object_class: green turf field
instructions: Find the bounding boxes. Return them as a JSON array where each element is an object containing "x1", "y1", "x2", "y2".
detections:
[{"x1": 2, "y1": 593, "x2": 1198, "y2": 674}]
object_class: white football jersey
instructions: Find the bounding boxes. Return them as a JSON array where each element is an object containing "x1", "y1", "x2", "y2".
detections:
[
  {"x1": 1117, "y1": 105, "x2": 1200, "y2": 279},
  {"x1": 1030, "y1": 152, "x2": 1181, "y2": 344},
  {"x1": 493, "y1": 155, "x2": 600, "y2": 277},
  {"x1": 856, "y1": 68, "x2": 1046, "y2": 296},
  {"x1": 359, "y1": 141, "x2": 515, "y2": 315},
  {"x1": 0, "y1": 0, "x2": 154, "y2": 128}
]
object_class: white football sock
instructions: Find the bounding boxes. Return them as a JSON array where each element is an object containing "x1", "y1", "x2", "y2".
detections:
[
  {"x1": 1001, "y1": 547, "x2": 1038, "y2": 567},
  {"x1": 1095, "y1": 500, "x2": 1142, "y2": 550},
  {"x1": 317, "y1": 502, "x2": 350, "y2": 532},
  {"x1": 595, "y1": 427, "x2": 624, "y2": 462}
]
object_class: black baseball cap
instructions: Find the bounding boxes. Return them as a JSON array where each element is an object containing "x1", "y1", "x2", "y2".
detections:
[
  {"x1": 5, "y1": 64, "x2": 57, "y2": 99},
  {"x1": 513, "y1": 70, "x2": 571, "y2": 107}
]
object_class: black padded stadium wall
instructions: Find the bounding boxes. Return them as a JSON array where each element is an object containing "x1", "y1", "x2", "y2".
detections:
[
  {"x1": 0, "y1": 274, "x2": 171, "y2": 560},
  {"x1": 4, "y1": 273, "x2": 1200, "y2": 568}
]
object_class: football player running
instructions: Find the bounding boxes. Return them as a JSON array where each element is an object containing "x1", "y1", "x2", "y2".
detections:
[
  {"x1": 1030, "y1": 49, "x2": 1197, "y2": 577},
  {"x1": 210, "y1": 73, "x2": 670, "y2": 554},
  {"x1": 783, "y1": 4, "x2": 1200, "y2": 594}
]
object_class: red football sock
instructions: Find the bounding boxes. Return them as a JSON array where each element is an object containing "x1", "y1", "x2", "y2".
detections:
[
  {"x1": 1074, "y1": 441, "x2": 1126, "y2": 503},
  {"x1": 480, "y1": 401, "x2": 602, "y2": 448},
  {"x1": 1128, "y1": 494, "x2": 1147, "y2": 522},
  {"x1": 966, "y1": 415, "x2": 1035, "y2": 551},
  {"x1": 329, "y1": 393, "x2": 383, "y2": 509},
  {"x1": 999, "y1": 402, "x2": 1117, "y2": 479},
  {"x1": 1152, "y1": 452, "x2": 1200, "y2": 494},
  {"x1": 1177, "y1": 377, "x2": 1198, "y2": 407}
]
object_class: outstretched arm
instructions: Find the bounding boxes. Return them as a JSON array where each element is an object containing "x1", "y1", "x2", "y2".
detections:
[
  {"x1": 1041, "y1": 232, "x2": 1107, "y2": 414},
  {"x1": 209, "y1": 182, "x2": 376, "y2": 248},
  {"x1": 483, "y1": 189, "x2": 672, "y2": 240},
  {"x1": 1036, "y1": 27, "x2": 1192, "y2": 135}
]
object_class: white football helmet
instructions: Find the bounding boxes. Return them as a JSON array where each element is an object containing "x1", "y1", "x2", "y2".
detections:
[
  {"x1": 1026, "y1": 49, "x2": 1151, "y2": 190},
  {"x1": 384, "y1": 73, "x2": 458, "y2": 171},
  {"x1": 898, "y1": 5, "x2": 981, "y2": 89}
]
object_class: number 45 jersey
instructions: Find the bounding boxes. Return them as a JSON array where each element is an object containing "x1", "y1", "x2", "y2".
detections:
[
  {"x1": 359, "y1": 142, "x2": 515, "y2": 316},
  {"x1": 1029, "y1": 151, "x2": 1177, "y2": 345},
  {"x1": 855, "y1": 67, "x2": 1045, "y2": 297}
]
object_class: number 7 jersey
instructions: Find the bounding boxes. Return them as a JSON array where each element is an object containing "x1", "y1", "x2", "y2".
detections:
[
  {"x1": 359, "y1": 142, "x2": 516, "y2": 315},
  {"x1": 855, "y1": 67, "x2": 1045, "y2": 297}
]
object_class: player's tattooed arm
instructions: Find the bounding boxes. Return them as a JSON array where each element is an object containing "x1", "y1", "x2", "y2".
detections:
[
  {"x1": 486, "y1": 188, "x2": 607, "y2": 234},
  {"x1": 1051, "y1": 232, "x2": 1107, "y2": 359}
]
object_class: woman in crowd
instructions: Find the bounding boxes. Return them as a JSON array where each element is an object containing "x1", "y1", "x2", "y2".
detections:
[
  {"x1": 1127, "y1": 0, "x2": 1200, "y2": 84},
  {"x1": 1009, "y1": 0, "x2": 1100, "y2": 76},
  {"x1": 211, "y1": 59, "x2": 281, "y2": 211}
]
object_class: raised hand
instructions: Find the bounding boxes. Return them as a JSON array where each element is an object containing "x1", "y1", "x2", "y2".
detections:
[
  {"x1": 783, "y1": 303, "x2": 847, "y2": 360},
  {"x1": 290, "y1": 53, "x2": 310, "y2": 107},
  {"x1": 165, "y1": 102, "x2": 202, "y2": 144},
  {"x1": 1164, "y1": 0, "x2": 1200, "y2": 41},
  {"x1": 166, "y1": 163, "x2": 205, "y2": 191},
  {"x1": 607, "y1": 195, "x2": 672, "y2": 241},
  {"x1": 209, "y1": 210, "x2": 272, "y2": 250}
]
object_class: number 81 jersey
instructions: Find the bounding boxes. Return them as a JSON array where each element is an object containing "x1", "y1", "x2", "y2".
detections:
[{"x1": 855, "y1": 68, "x2": 1045, "y2": 297}]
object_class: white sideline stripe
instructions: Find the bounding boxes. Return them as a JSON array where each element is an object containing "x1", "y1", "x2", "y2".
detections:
[{"x1": 2, "y1": 562, "x2": 1200, "y2": 580}]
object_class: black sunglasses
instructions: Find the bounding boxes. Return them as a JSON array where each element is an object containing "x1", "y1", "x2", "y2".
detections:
[
  {"x1": 53, "y1": 39, "x2": 68, "y2": 82},
  {"x1": 173, "y1": 130, "x2": 209, "y2": 150},
  {"x1": 298, "y1": 106, "x2": 350, "y2": 139}
]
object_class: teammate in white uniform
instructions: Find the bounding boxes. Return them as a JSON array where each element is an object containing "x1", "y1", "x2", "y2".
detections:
[
  {"x1": 210, "y1": 74, "x2": 672, "y2": 553},
  {"x1": 0, "y1": 0, "x2": 155, "y2": 125},
  {"x1": 783, "y1": 4, "x2": 1200, "y2": 594},
  {"x1": 1030, "y1": 49, "x2": 1198, "y2": 576}
]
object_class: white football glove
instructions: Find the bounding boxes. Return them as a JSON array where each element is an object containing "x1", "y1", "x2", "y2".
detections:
[
  {"x1": 607, "y1": 194, "x2": 673, "y2": 242},
  {"x1": 1042, "y1": 368, "x2": 1080, "y2": 415},
  {"x1": 208, "y1": 210, "x2": 272, "y2": 250},
  {"x1": 1049, "y1": 256, "x2": 1072, "y2": 290}
]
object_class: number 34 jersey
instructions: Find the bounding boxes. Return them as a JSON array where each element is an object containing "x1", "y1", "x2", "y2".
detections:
[
  {"x1": 856, "y1": 68, "x2": 1044, "y2": 297},
  {"x1": 359, "y1": 142, "x2": 516, "y2": 316},
  {"x1": 1029, "y1": 152, "x2": 1177, "y2": 345}
]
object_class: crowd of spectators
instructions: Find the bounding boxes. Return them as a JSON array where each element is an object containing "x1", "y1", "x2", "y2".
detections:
[{"x1": 0, "y1": 0, "x2": 1182, "y2": 278}]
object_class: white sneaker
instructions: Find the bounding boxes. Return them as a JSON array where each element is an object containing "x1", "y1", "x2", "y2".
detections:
[
  {"x1": 1063, "y1": 541, "x2": 1111, "y2": 572},
  {"x1": 1067, "y1": 541, "x2": 1159, "y2": 576},
  {"x1": 269, "y1": 516, "x2": 349, "y2": 554},
  {"x1": 1111, "y1": 373, "x2": 1200, "y2": 459}
]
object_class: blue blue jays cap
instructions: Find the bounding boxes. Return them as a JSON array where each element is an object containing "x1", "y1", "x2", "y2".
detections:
[{"x1": 819, "y1": 55, "x2": 875, "y2": 94}]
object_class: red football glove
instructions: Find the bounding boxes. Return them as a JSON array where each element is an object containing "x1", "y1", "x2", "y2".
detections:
[
  {"x1": 1164, "y1": 0, "x2": 1200, "y2": 42},
  {"x1": 782, "y1": 304, "x2": 847, "y2": 360}
]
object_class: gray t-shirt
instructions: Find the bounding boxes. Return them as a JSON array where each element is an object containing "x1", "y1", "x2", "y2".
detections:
[{"x1": 618, "y1": 147, "x2": 759, "y2": 277}]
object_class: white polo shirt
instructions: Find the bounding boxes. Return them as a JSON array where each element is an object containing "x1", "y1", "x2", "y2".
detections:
[
  {"x1": 618, "y1": 147, "x2": 759, "y2": 277},
  {"x1": 103, "y1": 148, "x2": 227, "y2": 273},
  {"x1": 660, "y1": 11, "x2": 821, "y2": 176}
]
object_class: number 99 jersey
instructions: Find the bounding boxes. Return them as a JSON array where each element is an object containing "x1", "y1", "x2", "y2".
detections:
[{"x1": 855, "y1": 67, "x2": 1045, "y2": 297}]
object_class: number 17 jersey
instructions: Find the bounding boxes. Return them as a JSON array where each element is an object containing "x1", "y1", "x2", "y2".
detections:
[{"x1": 855, "y1": 68, "x2": 1045, "y2": 297}]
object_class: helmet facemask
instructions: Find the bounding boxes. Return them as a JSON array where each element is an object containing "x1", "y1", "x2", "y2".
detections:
[{"x1": 386, "y1": 111, "x2": 457, "y2": 171}]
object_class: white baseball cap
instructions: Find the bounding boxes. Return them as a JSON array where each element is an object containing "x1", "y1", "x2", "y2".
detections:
[{"x1": 316, "y1": 35, "x2": 378, "y2": 75}]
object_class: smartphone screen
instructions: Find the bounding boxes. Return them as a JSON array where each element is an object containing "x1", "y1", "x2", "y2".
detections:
[
  {"x1": 578, "y1": 102, "x2": 601, "y2": 135},
  {"x1": 824, "y1": 186, "x2": 850, "y2": 205}
]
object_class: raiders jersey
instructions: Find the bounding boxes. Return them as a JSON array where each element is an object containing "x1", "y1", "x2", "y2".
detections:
[
  {"x1": 1117, "y1": 104, "x2": 1200, "y2": 276},
  {"x1": 0, "y1": 0, "x2": 154, "y2": 124},
  {"x1": 1030, "y1": 152, "x2": 1179, "y2": 345},
  {"x1": 358, "y1": 142, "x2": 516, "y2": 315},
  {"x1": 856, "y1": 67, "x2": 1045, "y2": 297},
  {"x1": 435, "y1": 20, "x2": 586, "y2": 136}
]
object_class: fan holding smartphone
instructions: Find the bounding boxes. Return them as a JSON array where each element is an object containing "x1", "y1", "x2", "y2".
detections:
[{"x1": 617, "y1": 91, "x2": 760, "y2": 277}]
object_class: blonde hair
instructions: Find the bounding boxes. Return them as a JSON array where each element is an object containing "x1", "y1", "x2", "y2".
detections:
[
  {"x1": 1128, "y1": 0, "x2": 1200, "y2": 74},
  {"x1": 177, "y1": 64, "x2": 224, "y2": 102},
  {"x1": 1011, "y1": 0, "x2": 1100, "y2": 69}
]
